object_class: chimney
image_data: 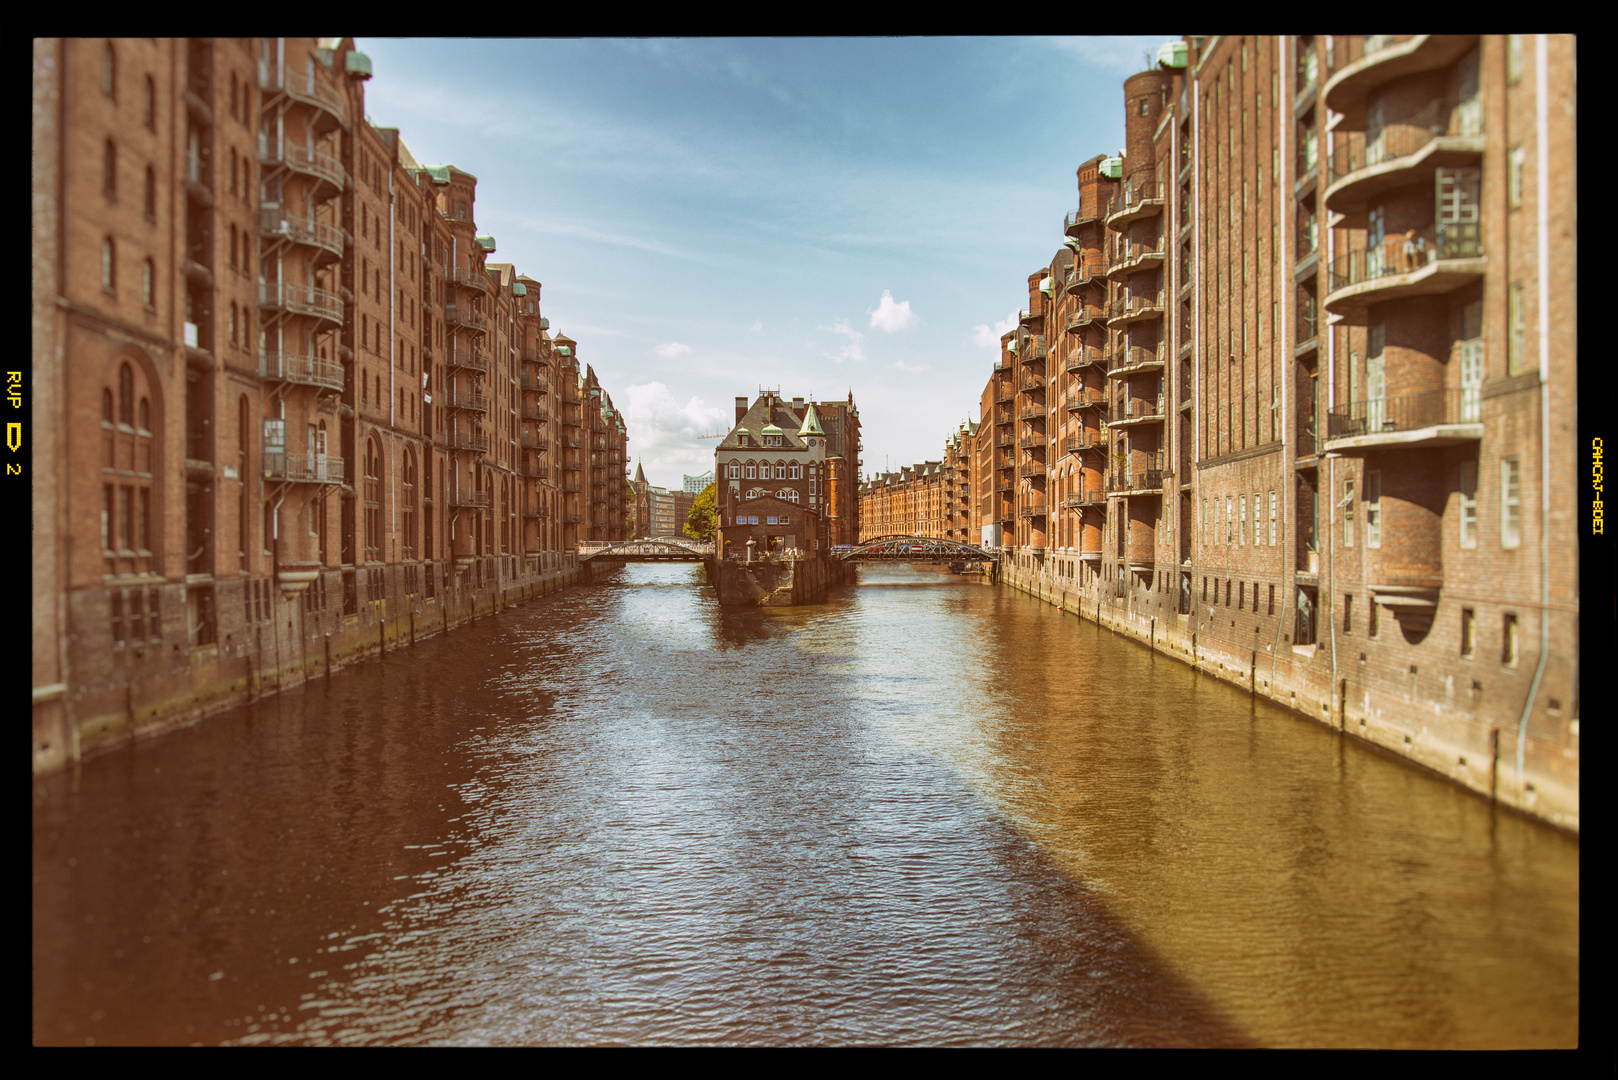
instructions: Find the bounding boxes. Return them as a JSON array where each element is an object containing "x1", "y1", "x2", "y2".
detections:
[
  {"x1": 793, "y1": 396, "x2": 804, "y2": 413},
  {"x1": 735, "y1": 396, "x2": 749, "y2": 423}
]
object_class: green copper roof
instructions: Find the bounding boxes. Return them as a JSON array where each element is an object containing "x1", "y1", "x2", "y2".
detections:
[
  {"x1": 475, "y1": 235, "x2": 496, "y2": 252},
  {"x1": 512, "y1": 282, "x2": 527, "y2": 296},
  {"x1": 797, "y1": 402, "x2": 825, "y2": 437}
]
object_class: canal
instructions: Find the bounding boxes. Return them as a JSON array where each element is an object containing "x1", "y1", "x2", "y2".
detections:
[{"x1": 32, "y1": 562, "x2": 1578, "y2": 1046}]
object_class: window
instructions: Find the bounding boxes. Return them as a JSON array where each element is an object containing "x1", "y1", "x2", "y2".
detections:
[
  {"x1": 789, "y1": 463, "x2": 801, "y2": 480},
  {"x1": 1369, "y1": 600, "x2": 1379, "y2": 638},
  {"x1": 1225, "y1": 495, "x2": 1233, "y2": 544},
  {"x1": 1508, "y1": 282, "x2": 1528, "y2": 375},
  {"x1": 1253, "y1": 492, "x2": 1261, "y2": 544},
  {"x1": 1508, "y1": 146, "x2": 1526, "y2": 209},
  {"x1": 102, "y1": 41, "x2": 115, "y2": 97},
  {"x1": 1501, "y1": 456, "x2": 1521, "y2": 549},
  {"x1": 726, "y1": 463, "x2": 740, "y2": 480},
  {"x1": 1365, "y1": 470, "x2": 1381, "y2": 548},
  {"x1": 144, "y1": 165, "x2": 156, "y2": 220},
  {"x1": 1239, "y1": 495, "x2": 1246, "y2": 545},
  {"x1": 104, "y1": 139, "x2": 116, "y2": 199},
  {"x1": 1269, "y1": 490, "x2": 1277, "y2": 545},
  {"x1": 1507, "y1": 34, "x2": 1523, "y2": 84},
  {"x1": 1459, "y1": 461, "x2": 1478, "y2": 549},
  {"x1": 748, "y1": 516, "x2": 758, "y2": 525},
  {"x1": 102, "y1": 237, "x2": 115, "y2": 292},
  {"x1": 767, "y1": 516, "x2": 778, "y2": 525},
  {"x1": 1343, "y1": 477, "x2": 1355, "y2": 547},
  {"x1": 1461, "y1": 608, "x2": 1476, "y2": 657},
  {"x1": 1343, "y1": 594, "x2": 1353, "y2": 633},
  {"x1": 142, "y1": 259, "x2": 154, "y2": 310},
  {"x1": 1502, "y1": 613, "x2": 1519, "y2": 666}
]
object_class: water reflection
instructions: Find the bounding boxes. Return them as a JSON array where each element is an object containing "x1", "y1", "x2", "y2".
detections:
[{"x1": 32, "y1": 563, "x2": 1576, "y2": 1046}]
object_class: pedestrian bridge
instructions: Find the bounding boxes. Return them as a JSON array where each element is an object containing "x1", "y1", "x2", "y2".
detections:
[
  {"x1": 837, "y1": 536, "x2": 997, "y2": 563},
  {"x1": 578, "y1": 536, "x2": 714, "y2": 563}
]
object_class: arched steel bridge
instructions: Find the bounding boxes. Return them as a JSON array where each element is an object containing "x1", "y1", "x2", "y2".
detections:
[
  {"x1": 578, "y1": 536, "x2": 715, "y2": 562},
  {"x1": 837, "y1": 536, "x2": 996, "y2": 562}
]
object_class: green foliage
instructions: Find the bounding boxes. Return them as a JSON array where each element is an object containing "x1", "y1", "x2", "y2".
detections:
[{"x1": 683, "y1": 482, "x2": 716, "y2": 542}]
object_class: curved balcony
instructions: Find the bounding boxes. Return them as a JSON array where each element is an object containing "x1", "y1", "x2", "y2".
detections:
[
  {"x1": 1323, "y1": 388, "x2": 1483, "y2": 453},
  {"x1": 1018, "y1": 406, "x2": 1047, "y2": 422},
  {"x1": 1019, "y1": 504, "x2": 1048, "y2": 519},
  {"x1": 447, "y1": 489, "x2": 492, "y2": 509},
  {"x1": 259, "y1": 210, "x2": 345, "y2": 264},
  {"x1": 1105, "y1": 182, "x2": 1164, "y2": 230},
  {"x1": 448, "y1": 267, "x2": 490, "y2": 294},
  {"x1": 442, "y1": 430, "x2": 491, "y2": 453},
  {"x1": 444, "y1": 306, "x2": 489, "y2": 334},
  {"x1": 1019, "y1": 463, "x2": 1045, "y2": 478},
  {"x1": 442, "y1": 388, "x2": 488, "y2": 413},
  {"x1": 521, "y1": 461, "x2": 549, "y2": 480},
  {"x1": 1064, "y1": 206, "x2": 1103, "y2": 236},
  {"x1": 1019, "y1": 342, "x2": 1049, "y2": 366},
  {"x1": 1066, "y1": 255, "x2": 1106, "y2": 290},
  {"x1": 1067, "y1": 390, "x2": 1109, "y2": 413},
  {"x1": 1107, "y1": 246, "x2": 1164, "y2": 281},
  {"x1": 1019, "y1": 307, "x2": 1043, "y2": 327},
  {"x1": 1017, "y1": 435, "x2": 1045, "y2": 450},
  {"x1": 1066, "y1": 348, "x2": 1104, "y2": 373},
  {"x1": 1063, "y1": 488, "x2": 1106, "y2": 508},
  {"x1": 1107, "y1": 399, "x2": 1166, "y2": 429},
  {"x1": 258, "y1": 280, "x2": 344, "y2": 326},
  {"x1": 1107, "y1": 292, "x2": 1164, "y2": 328},
  {"x1": 521, "y1": 405, "x2": 550, "y2": 424},
  {"x1": 1323, "y1": 36, "x2": 1480, "y2": 130},
  {"x1": 1065, "y1": 306, "x2": 1106, "y2": 333},
  {"x1": 1323, "y1": 223, "x2": 1485, "y2": 317},
  {"x1": 520, "y1": 372, "x2": 550, "y2": 395},
  {"x1": 1325, "y1": 105, "x2": 1484, "y2": 214},
  {"x1": 522, "y1": 503, "x2": 550, "y2": 520},
  {"x1": 1108, "y1": 347, "x2": 1166, "y2": 379},
  {"x1": 259, "y1": 65, "x2": 347, "y2": 132},
  {"x1": 259, "y1": 351, "x2": 344, "y2": 392},
  {"x1": 993, "y1": 386, "x2": 1014, "y2": 405},
  {"x1": 1108, "y1": 469, "x2": 1168, "y2": 495},
  {"x1": 258, "y1": 140, "x2": 346, "y2": 201},
  {"x1": 444, "y1": 346, "x2": 489, "y2": 375},
  {"x1": 262, "y1": 452, "x2": 344, "y2": 485},
  {"x1": 1064, "y1": 436, "x2": 1102, "y2": 456}
]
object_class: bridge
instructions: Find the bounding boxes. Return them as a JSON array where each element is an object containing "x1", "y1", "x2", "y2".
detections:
[
  {"x1": 836, "y1": 536, "x2": 997, "y2": 563},
  {"x1": 578, "y1": 536, "x2": 714, "y2": 563}
]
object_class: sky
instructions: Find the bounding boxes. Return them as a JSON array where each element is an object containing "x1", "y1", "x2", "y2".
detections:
[{"x1": 358, "y1": 36, "x2": 1173, "y2": 491}]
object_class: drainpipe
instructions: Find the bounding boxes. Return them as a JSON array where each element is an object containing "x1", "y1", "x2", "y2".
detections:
[{"x1": 1516, "y1": 34, "x2": 1553, "y2": 792}]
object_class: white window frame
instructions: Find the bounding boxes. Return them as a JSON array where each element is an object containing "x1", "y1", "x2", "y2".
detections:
[
  {"x1": 1459, "y1": 461, "x2": 1478, "y2": 549},
  {"x1": 1501, "y1": 456, "x2": 1521, "y2": 549},
  {"x1": 1343, "y1": 477, "x2": 1355, "y2": 547},
  {"x1": 1269, "y1": 490, "x2": 1277, "y2": 545},
  {"x1": 1365, "y1": 470, "x2": 1382, "y2": 549}
]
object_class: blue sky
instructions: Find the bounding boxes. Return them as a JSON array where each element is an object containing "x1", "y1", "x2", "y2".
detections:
[{"x1": 359, "y1": 36, "x2": 1172, "y2": 490}]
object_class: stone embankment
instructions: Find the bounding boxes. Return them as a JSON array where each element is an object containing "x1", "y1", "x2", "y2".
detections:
[{"x1": 706, "y1": 554, "x2": 851, "y2": 606}]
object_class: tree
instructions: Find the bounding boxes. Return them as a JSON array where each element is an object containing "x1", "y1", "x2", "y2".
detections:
[{"x1": 683, "y1": 482, "x2": 716, "y2": 543}]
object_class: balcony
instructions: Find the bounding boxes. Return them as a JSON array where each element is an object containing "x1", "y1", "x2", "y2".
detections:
[
  {"x1": 442, "y1": 388, "x2": 489, "y2": 414},
  {"x1": 447, "y1": 489, "x2": 492, "y2": 509},
  {"x1": 1323, "y1": 387, "x2": 1483, "y2": 452},
  {"x1": 1107, "y1": 291, "x2": 1164, "y2": 328},
  {"x1": 1108, "y1": 468, "x2": 1168, "y2": 495},
  {"x1": 442, "y1": 430, "x2": 490, "y2": 453},
  {"x1": 1019, "y1": 504, "x2": 1048, "y2": 519},
  {"x1": 259, "y1": 351, "x2": 344, "y2": 392},
  {"x1": 258, "y1": 280, "x2": 344, "y2": 326},
  {"x1": 1018, "y1": 435, "x2": 1045, "y2": 450},
  {"x1": 1064, "y1": 206, "x2": 1103, "y2": 236},
  {"x1": 1105, "y1": 181, "x2": 1164, "y2": 230},
  {"x1": 1065, "y1": 306, "x2": 1105, "y2": 333},
  {"x1": 1324, "y1": 101, "x2": 1484, "y2": 214},
  {"x1": 1108, "y1": 345, "x2": 1166, "y2": 379},
  {"x1": 521, "y1": 461, "x2": 549, "y2": 481},
  {"x1": 521, "y1": 372, "x2": 550, "y2": 394},
  {"x1": 521, "y1": 404, "x2": 549, "y2": 423},
  {"x1": 259, "y1": 63, "x2": 347, "y2": 131},
  {"x1": 1019, "y1": 463, "x2": 1045, "y2": 478},
  {"x1": 996, "y1": 434, "x2": 1015, "y2": 448},
  {"x1": 994, "y1": 386, "x2": 1015, "y2": 405},
  {"x1": 1107, "y1": 397, "x2": 1166, "y2": 428},
  {"x1": 1019, "y1": 307, "x2": 1043, "y2": 327},
  {"x1": 257, "y1": 140, "x2": 346, "y2": 200},
  {"x1": 1107, "y1": 245, "x2": 1165, "y2": 281},
  {"x1": 522, "y1": 503, "x2": 549, "y2": 520},
  {"x1": 262, "y1": 451, "x2": 344, "y2": 485},
  {"x1": 1064, "y1": 436, "x2": 1102, "y2": 455},
  {"x1": 448, "y1": 267, "x2": 491, "y2": 294},
  {"x1": 1066, "y1": 255, "x2": 1106, "y2": 290},
  {"x1": 1066, "y1": 390, "x2": 1109, "y2": 413},
  {"x1": 1018, "y1": 406, "x2": 1047, "y2": 422},
  {"x1": 444, "y1": 346, "x2": 489, "y2": 375},
  {"x1": 1323, "y1": 36, "x2": 1480, "y2": 130},
  {"x1": 1323, "y1": 222, "x2": 1485, "y2": 317},
  {"x1": 1063, "y1": 488, "x2": 1105, "y2": 508},
  {"x1": 1066, "y1": 348, "x2": 1103, "y2": 373},
  {"x1": 444, "y1": 306, "x2": 489, "y2": 334},
  {"x1": 1020, "y1": 342, "x2": 1049, "y2": 366}
]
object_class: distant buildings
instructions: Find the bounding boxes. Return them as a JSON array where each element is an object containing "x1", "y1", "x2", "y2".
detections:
[
  {"x1": 858, "y1": 420, "x2": 975, "y2": 542},
  {"x1": 31, "y1": 37, "x2": 629, "y2": 773},
  {"x1": 630, "y1": 460, "x2": 695, "y2": 538},
  {"x1": 715, "y1": 391, "x2": 861, "y2": 556},
  {"x1": 683, "y1": 470, "x2": 713, "y2": 494},
  {"x1": 933, "y1": 35, "x2": 1578, "y2": 830}
]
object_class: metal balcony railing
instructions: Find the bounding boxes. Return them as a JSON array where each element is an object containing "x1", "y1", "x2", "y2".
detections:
[
  {"x1": 259, "y1": 351, "x2": 344, "y2": 391},
  {"x1": 1018, "y1": 436, "x2": 1045, "y2": 450},
  {"x1": 1327, "y1": 387, "x2": 1475, "y2": 439},
  {"x1": 1066, "y1": 255, "x2": 1107, "y2": 289},
  {"x1": 1327, "y1": 222, "x2": 1483, "y2": 294},
  {"x1": 521, "y1": 372, "x2": 550, "y2": 393},
  {"x1": 442, "y1": 431, "x2": 490, "y2": 453},
  {"x1": 1019, "y1": 504, "x2": 1048, "y2": 518},
  {"x1": 1066, "y1": 306, "x2": 1105, "y2": 331},
  {"x1": 1108, "y1": 469, "x2": 1168, "y2": 493},
  {"x1": 448, "y1": 267, "x2": 491, "y2": 293},
  {"x1": 1019, "y1": 406, "x2": 1047, "y2": 422},
  {"x1": 261, "y1": 451, "x2": 344, "y2": 484},
  {"x1": 1067, "y1": 390, "x2": 1108, "y2": 411},
  {"x1": 257, "y1": 140, "x2": 346, "y2": 194},
  {"x1": 521, "y1": 404, "x2": 549, "y2": 422},
  {"x1": 1065, "y1": 436, "x2": 1100, "y2": 454},
  {"x1": 1063, "y1": 488, "x2": 1105, "y2": 507},
  {"x1": 447, "y1": 490, "x2": 492, "y2": 508},
  {"x1": 444, "y1": 306, "x2": 489, "y2": 332},
  {"x1": 444, "y1": 346, "x2": 489, "y2": 374},
  {"x1": 1108, "y1": 292, "x2": 1164, "y2": 321},
  {"x1": 258, "y1": 280, "x2": 344, "y2": 324},
  {"x1": 1066, "y1": 348, "x2": 1103, "y2": 372},
  {"x1": 1019, "y1": 463, "x2": 1045, "y2": 478},
  {"x1": 259, "y1": 63, "x2": 347, "y2": 128},
  {"x1": 442, "y1": 389, "x2": 488, "y2": 412},
  {"x1": 1064, "y1": 206, "x2": 1102, "y2": 231}
]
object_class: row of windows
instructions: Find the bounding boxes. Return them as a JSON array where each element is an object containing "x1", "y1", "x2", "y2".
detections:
[
  {"x1": 734, "y1": 514, "x2": 790, "y2": 526},
  {"x1": 1202, "y1": 490, "x2": 1279, "y2": 547},
  {"x1": 726, "y1": 462, "x2": 808, "y2": 480},
  {"x1": 1342, "y1": 459, "x2": 1521, "y2": 551}
]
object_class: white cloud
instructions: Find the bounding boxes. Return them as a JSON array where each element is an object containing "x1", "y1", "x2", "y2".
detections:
[
  {"x1": 1041, "y1": 36, "x2": 1175, "y2": 77},
  {"x1": 972, "y1": 311, "x2": 1020, "y2": 349},
  {"x1": 749, "y1": 319, "x2": 763, "y2": 332},
  {"x1": 891, "y1": 360, "x2": 929, "y2": 374},
  {"x1": 653, "y1": 342, "x2": 692, "y2": 358},
  {"x1": 620, "y1": 381, "x2": 728, "y2": 480},
  {"x1": 819, "y1": 319, "x2": 866, "y2": 364},
  {"x1": 869, "y1": 290, "x2": 918, "y2": 333}
]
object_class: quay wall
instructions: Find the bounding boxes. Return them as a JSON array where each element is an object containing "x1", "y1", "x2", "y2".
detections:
[
  {"x1": 41, "y1": 555, "x2": 586, "y2": 773},
  {"x1": 995, "y1": 557, "x2": 1577, "y2": 834}
]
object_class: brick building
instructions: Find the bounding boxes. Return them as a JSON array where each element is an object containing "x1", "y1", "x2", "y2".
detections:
[
  {"x1": 715, "y1": 391, "x2": 860, "y2": 555},
  {"x1": 32, "y1": 37, "x2": 627, "y2": 773},
  {"x1": 858, "y1": 419, "x2": 976, "y2": 542},
  {"x1": 963, "y1": 35, "x2": 1577, "y2": 830}
]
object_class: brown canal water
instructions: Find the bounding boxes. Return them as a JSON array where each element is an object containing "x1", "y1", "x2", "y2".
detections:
[{"x1": 32, "y1": 563, "x2": 1578, "y2": 1047}]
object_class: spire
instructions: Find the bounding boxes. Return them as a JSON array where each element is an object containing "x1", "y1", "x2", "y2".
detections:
[
  {"x1": 798, "y1": 401, "x2": 825, "y2": 437},
  {"x1": 634, "y1": 459, "x2": 647, "y2": 485}
]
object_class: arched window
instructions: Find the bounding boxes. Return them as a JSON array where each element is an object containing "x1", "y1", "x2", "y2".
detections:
[
  {"x1": 102, "y1": 389, "x2": 113, "y2": 425},
  {"x1": 364, "y1": 437, "x2": 382, "y2": 562},
  {"x1": 102, "y1": 41, "x2": 115, "y2": 98},
  {"x1": 402, "y1": 448, "x2": 416, "y2": 560},
  {"x1": 144, "y1": 166, "x2": 155, "y2": 220},
  {"x1": 104, "y1": 351, "x2": 158, "y2": 574},
  {"x1": 229, "y1": 147, "x2": 237, "y2": 195},
  {"x1": 102, "y1": 237, "x2": 115, "y2": 292},
  {"x1": 142, "y1": 259, "x2": 154, "y2": 309},
  {"x1": 118, "y1": 363, "x2": 134, "y2": 424},
  {"x1": 143, "y1": 75, "x2": 155, "y2": 131},
  {"x1": 104, "y1": 139, "x2": 116, "y2": 199}
]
